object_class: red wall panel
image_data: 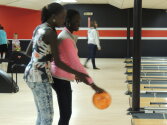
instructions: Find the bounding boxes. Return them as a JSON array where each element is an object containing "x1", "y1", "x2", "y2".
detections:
[{"x1": 0, "y1": 5, "x2": 41, "y2": 39}]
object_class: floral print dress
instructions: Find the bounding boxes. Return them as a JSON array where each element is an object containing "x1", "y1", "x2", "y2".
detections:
[{"x1": 24, "y1": 24, "x2": 54, "y2": 83}]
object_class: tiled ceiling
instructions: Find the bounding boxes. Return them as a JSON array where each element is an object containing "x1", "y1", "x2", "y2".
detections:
[{"x1": 0, "y1": 0, "x2": 167, "y2": 10}]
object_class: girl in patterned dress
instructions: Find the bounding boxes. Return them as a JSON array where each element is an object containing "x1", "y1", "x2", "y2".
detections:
[{"x1": 24, "y1": 3, "x2": 77, "y2": 125}]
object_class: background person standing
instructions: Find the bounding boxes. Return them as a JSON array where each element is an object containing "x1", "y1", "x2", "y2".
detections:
[
  {"x1": 12, "y1": 33, "x2": 21, "y2": 51},
  {"x1": 0, "y1": 25, "x2": 8, "y2": 60},
  {"x1": 84, "y1": 21, "x2": 101, "y2": 69}
]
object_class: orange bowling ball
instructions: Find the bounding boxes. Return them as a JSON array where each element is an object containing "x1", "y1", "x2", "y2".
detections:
[{"x1": 93, "y1": 92, "x2": 111, "y2": 110}]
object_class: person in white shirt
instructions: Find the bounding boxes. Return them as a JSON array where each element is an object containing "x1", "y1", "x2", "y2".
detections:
[
  {"x1": 12, "y1": 33, "x2": 21, "y2": 51},
  {"x1": 84, "y1": 21, "x2": 101, "y2": 69}
]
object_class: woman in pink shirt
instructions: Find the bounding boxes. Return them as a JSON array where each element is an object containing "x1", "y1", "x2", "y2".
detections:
[{"x1": 51, "y1": 9, "x2": 104, "y2": 125}]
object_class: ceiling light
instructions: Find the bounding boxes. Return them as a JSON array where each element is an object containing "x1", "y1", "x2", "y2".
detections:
[
  {"x1": 56, "y1": 0, "x2": 77, "y2": 3},
  {"x1": 55, "y1": 0, "x2": 62, "y2": 3}
]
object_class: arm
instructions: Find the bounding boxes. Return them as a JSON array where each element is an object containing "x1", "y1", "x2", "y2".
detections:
[
  {"x1": 25, "y1": 40, "x2": 33, "y2": 58},
  {"x1": 59, "y1": 39, "x2": 105, "y2": 93},
  {"x1": 59, "y1": 39, "x2": 93, "y2": 84},
  {"x1": 44, "y1": 30, "x2": 105, "y2": 93},
  {"x1": 43, "y1": 29, "x2": 88, "y2": 78}
]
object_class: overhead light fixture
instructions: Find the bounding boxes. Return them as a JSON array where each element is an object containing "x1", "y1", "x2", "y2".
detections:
[
  {"x1": 84, "y1": 12, "x2": 93, "y2": 16},
  {"x1": 55, "y1": 0, "x2": 77, "y2": 3},
  {"x1": 55, "y1": 0, "x2": 62, "y2": 3},
  {"x1": 62, "y1": 0, "x2": 77, "y2": 2}
]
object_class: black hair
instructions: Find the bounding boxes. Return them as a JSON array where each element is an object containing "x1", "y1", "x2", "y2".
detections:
[
  {"x1": 0, "y1": 24, "x2": 3, "y2": 30},
  {"x1": 90, "y1": 20, "x2": 97, "y2": 28},
  {"x1": 41, "y1": 3, "x2": 64, "y2": 23},
  {"x1": 65, "y1": 9, "x2": 80, "y2": 27},
  {"x1": 0, "y1": 27, "x2": 4, "y2": 30}
]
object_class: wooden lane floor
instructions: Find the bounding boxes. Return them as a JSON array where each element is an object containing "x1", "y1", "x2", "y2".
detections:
[
  {"x1": 127, "y1": 72, "x2": 167, "y2": 81},
  {"x1": 126, "y1": 66, "x2": 167, "y2": 73},
  {"x1": 129, "y1": 93, "x2": 167, "y2": 108},
  {"x1": 132, "y1": 119, "x2": 167, "y2": 125},
  {"x1": 126, "y1": 60, "x2": 167, "y2": 63},
  {"x1": 127, "y1": 84, "x2": 167, "y2": 93},
  {"x1": 127, "y1": 76, "x2": 167, "y2": 81},
  {"x1": 132, "y1": 113, "x2": 167, "y2": 125},
  {"x1": 125, "y1": 58, "x2": 167, "y2": 125},
  {"x1": 126, "y1": 62, "x2": 167, "y2": 67},
  {"x1": 128, "y1": 81, "x2": 167, "y2": 85},
  {"x1": 125, "y1": 57, "x2": 167, "y2": 63},
  {"x1": 1, "y1": 59, "x2": 133, "y2": 125},
  {"x1": 130, "y1": 97, "x2": 167, "y2": 108}
]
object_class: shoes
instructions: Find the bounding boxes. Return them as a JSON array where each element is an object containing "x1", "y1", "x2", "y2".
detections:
[
  {"x1": 93, "y1": 67, "x2": 100, "y2": 70},
  {"x1": 84, "y1": 65, "x2": 88, "y2": 68}
]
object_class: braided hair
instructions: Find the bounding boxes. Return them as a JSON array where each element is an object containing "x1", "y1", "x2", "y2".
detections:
[{"x1": 41, "y1": 3, "x2": 64, "y2": 23}]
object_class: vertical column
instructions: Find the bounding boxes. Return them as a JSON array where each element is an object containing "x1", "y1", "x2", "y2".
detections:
[
  {"x1": 127, "y1": 9, "x2": 131, "y2": 58},
  {"x1": 132, "y1": 0, "x2": 142, "y2": 111}
]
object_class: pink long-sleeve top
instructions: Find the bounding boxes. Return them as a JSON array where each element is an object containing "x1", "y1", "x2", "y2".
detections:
[{"x1": 51, "y1": 28, "x2": 93, "y2": 84}]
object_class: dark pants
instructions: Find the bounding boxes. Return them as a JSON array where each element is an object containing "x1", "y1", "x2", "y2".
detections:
[
  {"x1": 0, "y1": 44, "x2": 8, "y2": 58},
  {"x1": 52, "y1": 77, "x2": 72, "y2": 125},
  {"x1": 85, "y1": 44, "x2": 97, "y2": 68}
]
